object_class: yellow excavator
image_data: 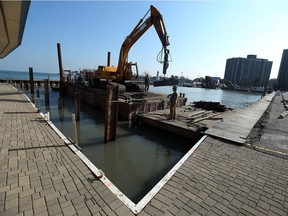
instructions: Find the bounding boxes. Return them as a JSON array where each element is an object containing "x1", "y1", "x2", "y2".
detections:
[{"x1": 92, "y1": 5, "x2": 171, "y2": 90}]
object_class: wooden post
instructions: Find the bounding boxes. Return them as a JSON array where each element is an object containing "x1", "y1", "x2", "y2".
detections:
[
  {"x1": 57, "y1": 43, "x2": 64, "y2": 84},
  {"x1": 75, "y1": 92, "x2": 80, "y2": 121},
  {"x1": 29, "y1": 67, "x2": 34, "y2": 95},
  {"x1": 47, "y1": 111, "x2": 50, "y2": 121},
  {"x1": 25, "y1": 81, "x2": 29, "y2": 90},
  {"x1": 104, "y1": 84, "x2": 119, "y2": 143},
  {"x1": 72, "y1": 114, "x2": 78, "y2": 145},
  {"x1": 58, "y1": 96, "x2": 63, "y2": 109},
  {"x1": 107, "y1": 51, "x2": 111, "y2": 66},
  {"x1": 35, "y1": 92, "x2": 40, "y2": 112},
  {"x1": 44, "y1": 79, "x2": 49, "y2": 106}
]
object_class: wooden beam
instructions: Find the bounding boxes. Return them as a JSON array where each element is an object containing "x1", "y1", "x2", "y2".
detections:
[{"x1": 104, "y1": 84, "x2": 119, "y2": 143}]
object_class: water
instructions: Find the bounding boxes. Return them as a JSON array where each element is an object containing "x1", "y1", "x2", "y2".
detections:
[
  {"x1": 150, "y1": 86, "x2": 261, "y2": 109},
  {"x1": 0, "y1": 70, "x2": 59, "y2": 81},
  {"x1": 25, "y1": 86, "x2": 191, "y2": 203},
  {"x1": 21, "y1": 81, "x2": 261, "y2": 203}
]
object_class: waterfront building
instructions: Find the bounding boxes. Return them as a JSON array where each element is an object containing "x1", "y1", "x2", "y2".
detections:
[
  {"x1": 276, "y1": 49, "x2": 288, "y2": 91},
  {"x1": 224, "y1": 55, "x2": 272, "y2": 88}
]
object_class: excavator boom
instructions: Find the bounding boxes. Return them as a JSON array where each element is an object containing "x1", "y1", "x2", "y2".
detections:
[
  {"x1": 117, "y1": 5, "x2": 171, "y2": 81},
  {"x1": 94, "y1": 5, "x2": 171, "y2": 85}
]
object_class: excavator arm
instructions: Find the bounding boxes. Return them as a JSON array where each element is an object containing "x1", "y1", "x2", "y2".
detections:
[{"x1": 117, "y1": 5, "x2": 171, "y2": 81}]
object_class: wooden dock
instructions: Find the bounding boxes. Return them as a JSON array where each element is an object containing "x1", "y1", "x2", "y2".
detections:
[
  {"x1": 205, "y1": 92, "x2": 275, "y2": 144},
  {"x1": 138, "y1": 93, "x2": 275, "y2": 143},
  {"x1": 137, "y1": 105, "x2": 231, "y2": 140}
]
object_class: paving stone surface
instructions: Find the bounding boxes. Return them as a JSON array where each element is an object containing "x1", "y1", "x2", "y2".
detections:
[
  {"x1": 1, "y1": 84, "x2": 288, "y2": 216},
  {"x1": 140, "y1": 135, "x2": 288, "y2": 215},
  {"x1": 140, "y1": 92, "x2": 288, "y2": 216},
  {"x1": 0, "y1": 84, "x2": 133, "y2": 215}
]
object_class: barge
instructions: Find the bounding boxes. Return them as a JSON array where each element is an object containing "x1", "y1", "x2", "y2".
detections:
[
  {"x1": 60, "y1": 82, "x2": 188, "y2": 121},
  {"x1": 138, "y1": 105, "x2": 231, "y2": 140},
  {"x1": 153, "y1": 77, "x2": 179, "y2": 87}
]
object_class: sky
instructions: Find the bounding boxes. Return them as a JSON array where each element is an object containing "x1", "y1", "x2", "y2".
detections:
[{"x1": 1, "y1": 0, "x2": 288, "y2": 79}]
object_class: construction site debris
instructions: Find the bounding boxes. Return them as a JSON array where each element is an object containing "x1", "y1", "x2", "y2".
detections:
[{"x1": 193, "y1": 101, "x2": 227, "y2": 112}]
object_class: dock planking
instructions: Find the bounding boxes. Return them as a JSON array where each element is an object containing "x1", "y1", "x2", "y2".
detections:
[
  {"x1": 205, "y1": 92, "x2": 275, "y2": 144},
  {"x1": 137, "y1": 105, "x2": 231, "y2": 140}
]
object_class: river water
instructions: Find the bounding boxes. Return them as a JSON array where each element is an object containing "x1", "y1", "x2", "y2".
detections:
[
  {"x1": 152, "y1": 86, "x2": 261, "y2": 109},
  {"x1": 25, "y1": 85, "x2": 261, "y2": 203},
  {"x1": 0, "y1": 70, "x2": 59, "y2": 81}
]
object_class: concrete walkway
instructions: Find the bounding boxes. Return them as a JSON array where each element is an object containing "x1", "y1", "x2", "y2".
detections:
[
  {"x1": 0, "y1": 84, "x2": 288, "y2": 216},
  {"x1": 248, "y1": 92, "x2": 288, "y2": 158}
]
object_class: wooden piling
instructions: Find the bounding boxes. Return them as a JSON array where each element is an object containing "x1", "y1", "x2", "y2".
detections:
[
  {"x1": 57, "y1": 43, "x2": 64, "y2": 84},
  {"x1": 29, "y1": 67, "x2": 34, "y2": 94},
  {"x1": 25, "y1": 81, "x2": 29, "y2": 90},
  {"x1": 72, "y1": 114, "x2": 78, "y2": 145},
  {"x1": 58, "y1": 96, "x2": 63, "y2": 109},
  {"x1": 75, "y1": 92, "x2": 80, "y2": 121},
  {"x1": 47, "y1": 111, "x2": 50, "y2": 121},
  {"x1": 36, "y1": 89, "x2": 40, "y2": 98},
  {"x1": 44, "y1": 79, "x2": 49, "y2": 105},
  {"x1": 104, "y1": 84, "x2": 119, "y2": 143},
  {"x1": 107, "y1": 51, "x2": 111, "y2": 66}
]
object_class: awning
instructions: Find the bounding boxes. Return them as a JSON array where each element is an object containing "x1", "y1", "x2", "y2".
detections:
[{"x1": 0, "y1": 0, "x2": 30, "y2": 59}]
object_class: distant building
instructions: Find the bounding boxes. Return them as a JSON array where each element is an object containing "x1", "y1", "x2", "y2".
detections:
[
  {"x1": 224, "y1": 55, "x2": 272, "y2": 88},
  {"x1": 276, "y1": 49, "x2": 288, "y2": 91}
]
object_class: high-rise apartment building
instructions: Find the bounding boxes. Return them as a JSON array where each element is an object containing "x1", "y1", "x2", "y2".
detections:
[
  {"x1": 277, "y1": 49, "x2": 288, "y2": 91},
  {"x1": 224, "y1": 55, "x2": 272, "y2": 88}
]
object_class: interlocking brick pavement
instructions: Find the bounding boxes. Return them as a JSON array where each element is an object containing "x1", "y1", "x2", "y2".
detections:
[
  {"x1": 140, "y1": 136, "x2": 288, "y2": 216},
  {"x1": 1, "y1": 84, "x2": 288, "y2": 215},
  {"x1": 140, "y1": 93, "x2": 288, "y2": 215},
  {"x1": 0, "y1": 84, "x2": 133, "y2": 215}
]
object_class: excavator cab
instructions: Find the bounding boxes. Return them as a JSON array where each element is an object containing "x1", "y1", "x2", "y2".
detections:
[{"x1": 122, "y1": 62, "x2": 139, "y2": 81}]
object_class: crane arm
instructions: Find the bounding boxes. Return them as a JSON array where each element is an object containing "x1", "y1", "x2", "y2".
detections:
[{"x1": 117, "y1": 5, "x2": 170, "y2": 81}]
